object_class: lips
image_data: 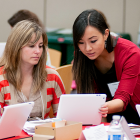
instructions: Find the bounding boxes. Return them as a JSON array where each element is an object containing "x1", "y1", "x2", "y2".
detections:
[
  {"x1": 32, "y1": 57, "x2": 40, "y2": 59},
  {"x1": 87, "y1": 52, "x2": 95, "y2": 57}
]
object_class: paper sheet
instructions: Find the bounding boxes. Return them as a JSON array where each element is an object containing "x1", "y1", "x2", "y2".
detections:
[
  {"x1": 107, "y1": 82, "x2": 119, "y2": 97},
  {"x1": 83, "y1": 124, "x2": 108, "y2": 140}
]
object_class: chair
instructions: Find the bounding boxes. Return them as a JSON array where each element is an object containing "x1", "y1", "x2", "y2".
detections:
[
  {"x1": 48, "y1": 48, "x2": 62, "y2": 68},
  {"x1": 55, "y1": 64, "x2": 73, "y2": 94},
  {"x1": 49, "y1": 64, "x2": 73, "y2": 118}
]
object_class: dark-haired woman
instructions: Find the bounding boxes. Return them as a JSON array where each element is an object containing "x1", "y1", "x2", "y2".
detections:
[{"x1": 72, "y1": 9, "x2": 140, "y2": 124}]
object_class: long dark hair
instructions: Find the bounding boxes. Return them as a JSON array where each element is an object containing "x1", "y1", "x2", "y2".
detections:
[{"x1": 72, "y1": 9, "x2": 113, "y2": 93}]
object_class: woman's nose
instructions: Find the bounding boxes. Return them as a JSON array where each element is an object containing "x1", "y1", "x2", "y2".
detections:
[
  {"x1": 85, "y1": 43, "x2": 92, "y2": 51},
  {"x1": 35, "y1": 46, "x2": 41, "y2": 53}
]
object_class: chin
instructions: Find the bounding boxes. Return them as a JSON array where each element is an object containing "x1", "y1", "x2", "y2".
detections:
[
  {"x1": 87, "y1": 56, "x2": 96, "y2": 60},
  {"x1": 32, "y1": 61, "x2": 39, "y2": 65}
]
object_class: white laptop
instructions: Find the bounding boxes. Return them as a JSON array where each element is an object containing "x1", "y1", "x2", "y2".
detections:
[
  {"x1": 56, "y1": 94, "x2": 106, "y2": 125},
  {"x1": 0, "y1": 102, "x2": 34, "y2": 139},
  {"x1": 120, "y1": 116, "x2": 136, "y2": 140}
]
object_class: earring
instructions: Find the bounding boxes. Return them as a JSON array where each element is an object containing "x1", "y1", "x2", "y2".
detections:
[
  {"x1": 105, "y1": 40, "x2": 107, "y2": 48},
  {"x1": 79, "y1": 49, "x2": 81, "y2": 52}
]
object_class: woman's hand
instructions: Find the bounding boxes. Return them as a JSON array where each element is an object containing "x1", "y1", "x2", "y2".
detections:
[{"x1": 99, "y1": 102, "x2": 108, "y2": 117}]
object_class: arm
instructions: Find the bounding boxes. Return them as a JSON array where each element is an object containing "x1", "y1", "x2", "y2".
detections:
[
  {"x1": 52, "y1": 73, "x2": 65, "y2": 117},
  {"x1": 113, "y1": 41, "x2": 140, "y2": 111},
  {"x1": 100, "y1": 42, "x2": 140, "y2": 117}
]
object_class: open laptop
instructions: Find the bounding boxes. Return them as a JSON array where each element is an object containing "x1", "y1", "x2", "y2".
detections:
[
  {"x1": 56, "y1": 94, "x2": 106, "y2": 125},
  {"x1": 120, "y1": 116, "x2": 136, "y2": 140},
  {"x1": 0, "y1": 102, "x2": 34, "y2": 139}
]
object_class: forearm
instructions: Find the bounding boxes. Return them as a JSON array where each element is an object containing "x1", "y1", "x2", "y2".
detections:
[{"x1": 107, "y1": 99, "x2": 124, "y2": 114}]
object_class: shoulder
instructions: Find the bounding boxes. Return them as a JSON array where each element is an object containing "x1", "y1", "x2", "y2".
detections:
[
  {"x1": 45, "y1": 65, "x2": 65, "y2": 93},
  {"x1": 46, "y1": 65, "x2": 60, "y2": 76},
  {"x1": 115, "y1": 38, "x2": 139, "y2": 52},
  {"x1": 45, "y1": 66, "x2": 62, "y2": 82},
  {"x1": 115, "y1": 38, "x2": 140, "y2": 57}
]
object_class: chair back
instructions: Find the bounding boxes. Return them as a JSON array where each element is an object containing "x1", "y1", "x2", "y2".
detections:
[
  {"x1": 55, "y1": 64, "x2": 73, "y2": 94},
  {"x1": 48, "y1": 48, "x2": 62, "y2": 68}
]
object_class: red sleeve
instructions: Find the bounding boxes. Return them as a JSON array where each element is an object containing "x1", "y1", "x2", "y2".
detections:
[
  {"x1": 46, "y1": 72, "x2": 65, "y2": 117},
  {"x1": 114, "y1": 40, "x2": 140, "y2": 111}
]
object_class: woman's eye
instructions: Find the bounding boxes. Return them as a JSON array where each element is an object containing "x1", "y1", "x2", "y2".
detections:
[
  {"x1": 39, "y1": 45, "x2": 43, "y2": 48},
  {"x1": 78, "y1": 42, "x2": 84, "y2": 44},
  {"x1": 91, "y1": 40, "x2": 97, "y2": 43},
  {"x1": 30, "y1": 45, "x2": 34, "y2": 48}
]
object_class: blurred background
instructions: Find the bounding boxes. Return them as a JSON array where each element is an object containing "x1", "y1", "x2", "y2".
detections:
[
  {"x1": 0, "y1": 0, "x2": 140, "y2": 65},
  {"x1": 0, "y1": 0, "x2": 140, "y2": 43}
]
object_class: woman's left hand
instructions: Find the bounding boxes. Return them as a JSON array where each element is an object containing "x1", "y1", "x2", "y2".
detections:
[{"x1": 99, "y1": 102, "x2": 108, "y2": 117}]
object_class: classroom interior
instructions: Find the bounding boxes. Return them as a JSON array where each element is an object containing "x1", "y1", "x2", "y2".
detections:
[{"x1": 0, "y1": 0, "x2": 140, "y2": 140}]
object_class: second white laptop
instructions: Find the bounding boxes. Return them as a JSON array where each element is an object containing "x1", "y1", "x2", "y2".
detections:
[
  {"x1": 0, "y1": 102, "x2": 34, "y2": 139},
  {"x1": 120, "y1": 116, "x2": 136, "y2": 140},
  {"x1": 56, "y1": 94, "x2": 106, "y2": 125}
]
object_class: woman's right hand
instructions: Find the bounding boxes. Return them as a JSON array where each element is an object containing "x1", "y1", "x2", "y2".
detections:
[{"x1": 99, "y1": 102, "x2": 108, "y2": 117}]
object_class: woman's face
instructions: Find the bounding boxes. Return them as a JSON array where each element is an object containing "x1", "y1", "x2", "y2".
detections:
[
  {"x1": 78, "y1": 26, "x2": 108, "y2": 60},
  {"x1": 21, "y1": 35, "x2": 43, "y2": 67}
]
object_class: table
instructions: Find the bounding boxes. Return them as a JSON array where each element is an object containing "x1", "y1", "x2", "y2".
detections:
[
  {"x1": 5, "y1": 130, "x2": 31, "y2": 140},
  {"x1": 5, "y1": 122, "x2": 140, "y2": 140}
]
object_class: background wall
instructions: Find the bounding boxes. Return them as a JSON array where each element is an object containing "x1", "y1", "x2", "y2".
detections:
[
  {"x1": 0, "y1": 0, "x2": 140, "y2": 44},
  {"x1": 0, "y1": 0, "x2": 45, "y2": 42}
]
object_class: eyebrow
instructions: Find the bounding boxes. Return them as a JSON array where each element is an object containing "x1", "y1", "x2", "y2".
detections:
[
  {"x1": 39, "y1": 42, "x2": 43, "y2": 45},
  {"x1": 89, "y1": 36, "x2": 97, "y2": 39},
  {"x1": 80, "y1": 36, "x2": 97, "y2": 41}
]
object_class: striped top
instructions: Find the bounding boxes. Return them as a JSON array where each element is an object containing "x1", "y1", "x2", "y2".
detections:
[{"x1": 0, "y1": 66, "x2": 65, "y2": 119}]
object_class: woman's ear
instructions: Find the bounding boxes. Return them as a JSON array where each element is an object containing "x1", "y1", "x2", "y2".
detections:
[{"x1": 104, "y1": 29, "x2": 109, "y2": 41}]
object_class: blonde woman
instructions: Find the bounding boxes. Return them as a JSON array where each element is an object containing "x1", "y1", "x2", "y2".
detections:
[{"x1": 0, "y1": 20, "x2": 65, "y2": 120}]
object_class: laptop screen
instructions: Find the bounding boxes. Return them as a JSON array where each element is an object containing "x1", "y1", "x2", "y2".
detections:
[{"x1": 56, "y1": 94, "x2": 106, "y2": 125}]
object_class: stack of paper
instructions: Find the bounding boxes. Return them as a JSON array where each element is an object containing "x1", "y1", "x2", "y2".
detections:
[
  {"x1": 23, "y1": 118, "x2": 62, "y2": 135},
  {"x1": 23, "y1": 119, "x2": 52, "y2": 135},
  {"x1": 128, "y1": 124, "x2": 140, "y2": 136}
]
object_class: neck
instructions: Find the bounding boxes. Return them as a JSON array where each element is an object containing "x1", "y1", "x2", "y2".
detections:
[
  {"x1": 20, "y1": 63, "x2": 34, "y2": 78},
  {"x1": 95, "y1": 49, "x2": 114, "y2": 64},
  {"x1": 94, "y1": 49, "x2": 114, "y2": 74}
]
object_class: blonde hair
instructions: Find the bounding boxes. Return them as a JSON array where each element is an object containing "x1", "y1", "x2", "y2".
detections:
[{"x1": 0, "y1": 20, "x2": 48, "y2": 93}]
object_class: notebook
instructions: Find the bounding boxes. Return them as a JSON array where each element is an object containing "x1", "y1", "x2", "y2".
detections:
[
  {"x1": 120, "y1": 116, "x2": 136, "y2": 140},
  {"x1": 56, "y1": 94, "x2": 106, "y2": 125},
  {"x1": 0, "y1": 102, "x2": 34, "y2": 139}
]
